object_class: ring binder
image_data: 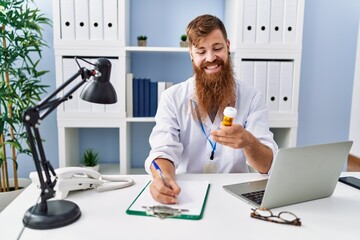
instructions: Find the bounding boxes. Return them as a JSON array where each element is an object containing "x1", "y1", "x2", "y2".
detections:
[{"x1": 142, "y1": 205, "x2": 189, "y2": 219}]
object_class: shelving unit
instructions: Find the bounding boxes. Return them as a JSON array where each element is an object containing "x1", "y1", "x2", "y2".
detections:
[
  {"x1": 53, "y1": 0, "x2": 128, "y2": 174},
  {"x1": 53, "y1": 0, "x2": 304, "y2": 174},
  {"x1": 226, "y1": 0, "x2": 305, "y2": 147}
]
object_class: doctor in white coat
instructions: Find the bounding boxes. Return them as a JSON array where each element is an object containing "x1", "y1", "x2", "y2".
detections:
[{"x1": 144, "y1": 14, "x2": 278, "y2": 204}]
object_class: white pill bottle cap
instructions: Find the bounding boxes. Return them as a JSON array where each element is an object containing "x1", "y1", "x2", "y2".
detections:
[{"x1": 223, "y1": 107, "x2": 237, "y2": 118}]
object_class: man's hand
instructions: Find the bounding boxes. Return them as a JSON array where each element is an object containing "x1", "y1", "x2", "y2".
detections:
[
  {"x1": 211, "y1": 124, "x2": 273, "y2": 174},
  {"x1": 149, "y1": 176, "x2": 181, "y2": 204},
  {"x1": 211, "y1": 124, "x2": 251, "y2": 148},
  {"x1": 149, "y1": 159, "x2": 181, "y2": 204}
]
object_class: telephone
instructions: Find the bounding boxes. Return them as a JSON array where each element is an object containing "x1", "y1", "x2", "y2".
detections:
[{"x1": 30, "y1": 167, "x2": 134, "y2": 199}]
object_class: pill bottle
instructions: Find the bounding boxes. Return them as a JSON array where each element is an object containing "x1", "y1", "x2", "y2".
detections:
[{"x1": 222, "y1": 107, "x2": 237, "y2": 126}]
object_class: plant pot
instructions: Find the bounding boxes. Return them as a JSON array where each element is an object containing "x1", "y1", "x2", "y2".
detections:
[
  {"x1": 180, "y1": 41, "x2": 189, "y2": 47},
  {"x1": 83, "y1": 164, "x2": 100, "y2": 172},
  {"x1": 138, "y1": 40, "x2": 147, "y2": 47},
  {"x1": 0, "y1": 178, "x2": 32, "y2": 212}
]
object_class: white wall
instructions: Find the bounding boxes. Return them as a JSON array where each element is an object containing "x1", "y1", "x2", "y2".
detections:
[
  {"x1": 349, "y1": 19, "x2": 360, "y2": 157},
  {"x1": 298, "y1": 1, "x2": 360, "y2": 146}
]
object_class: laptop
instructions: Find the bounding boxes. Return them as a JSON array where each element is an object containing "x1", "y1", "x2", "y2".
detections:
[{"x1": 223, "y1": 141, "x2": 353, "y2": 209}]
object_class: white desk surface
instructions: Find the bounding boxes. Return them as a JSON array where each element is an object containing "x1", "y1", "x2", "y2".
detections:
[{"x1": 1, "y1": 172, "x2": 359, "y2": 240}]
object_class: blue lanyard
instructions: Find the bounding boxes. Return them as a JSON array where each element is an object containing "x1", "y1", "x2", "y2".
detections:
[{"x1": 193, "y1": 101, "x2": 217, "y2": 160}]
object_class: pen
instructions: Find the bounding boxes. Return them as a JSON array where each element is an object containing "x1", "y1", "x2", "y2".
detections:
[{"x1": 152, "y1": 160, "x2": 169, "y2": 188}]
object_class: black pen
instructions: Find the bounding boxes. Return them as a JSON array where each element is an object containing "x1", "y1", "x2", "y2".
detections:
[{"x1": 152, "y1": 160, "x2": 169, "y2": 188}]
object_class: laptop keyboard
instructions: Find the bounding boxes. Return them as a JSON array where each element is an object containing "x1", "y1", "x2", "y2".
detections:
[{"x1": 241, "y1": 190, "x2": 265, "y2": 205}]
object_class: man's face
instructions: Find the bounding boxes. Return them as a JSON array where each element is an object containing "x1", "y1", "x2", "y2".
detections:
[
  {"x1": 189, "y1": 29, "x2": 230, "y2": 74},
  {"x1": 189, "y1": 29, "x2": 235, "y2": 120}
]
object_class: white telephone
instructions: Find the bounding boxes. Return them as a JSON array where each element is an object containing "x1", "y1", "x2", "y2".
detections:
[{"x1": 30, "y1": 167, "x2": 134, "y2": 199}]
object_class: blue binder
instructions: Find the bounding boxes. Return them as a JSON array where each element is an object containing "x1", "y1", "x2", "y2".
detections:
[
  {"x1": 138, "y1": 78, "x2": 145, "y2": 117},
  {"x1": 143, "y1": 78, "x2": 150, "y2": 117},
  {"x1": 149, "y1": 81, "x2": 158, "y2": 117},
  {"x1": 133, "y1": 78, "x2": 140, "y2": 117}
]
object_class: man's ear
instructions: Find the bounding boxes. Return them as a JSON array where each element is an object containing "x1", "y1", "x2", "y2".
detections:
[{"x1": 227, "y1": 39, "x2": 231, "y2": 52}]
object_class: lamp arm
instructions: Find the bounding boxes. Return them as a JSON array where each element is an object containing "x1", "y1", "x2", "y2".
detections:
[
  {"x1": 37, "y1": 67, "x2": 94, "y2": 120},
  {"x1": 22, "y1": 66, "x2": 94, "y2": 209}
]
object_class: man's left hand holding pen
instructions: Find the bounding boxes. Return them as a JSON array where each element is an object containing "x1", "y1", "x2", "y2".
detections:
[{"x1": 150, "y1": 159, "x2": 181, "y2": 204}]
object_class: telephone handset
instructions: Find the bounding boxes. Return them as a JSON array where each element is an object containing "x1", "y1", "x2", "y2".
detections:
[
  {"x1": 30, "y1": 167, "x2": 134, "y2": 199},
  {"x1": 56, "y1": 167, "x2": 102, "y2": 180}
]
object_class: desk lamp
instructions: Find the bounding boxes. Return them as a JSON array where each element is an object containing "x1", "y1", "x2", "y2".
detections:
[{"x1": 22, "y1": 57, "x2": 117, "y2": 229}]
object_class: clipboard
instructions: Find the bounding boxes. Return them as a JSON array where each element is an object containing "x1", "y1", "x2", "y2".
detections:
[{"x1": 126, "y1": 180, "x2": 210, "y2": 220}]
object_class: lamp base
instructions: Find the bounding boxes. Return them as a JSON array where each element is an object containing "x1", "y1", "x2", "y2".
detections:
[{"x1": 23, "y1": 200, "x2": 81, "y2": 229}]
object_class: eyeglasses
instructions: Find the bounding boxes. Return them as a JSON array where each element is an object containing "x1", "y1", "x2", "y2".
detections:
[{"x1": 250, "y1": 208, "x2": 302, "y2": 226}]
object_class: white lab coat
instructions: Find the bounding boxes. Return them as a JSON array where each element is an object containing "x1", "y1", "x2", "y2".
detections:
[{"x1": 144, "y1": 77, "x2": 278, "y2": 174}]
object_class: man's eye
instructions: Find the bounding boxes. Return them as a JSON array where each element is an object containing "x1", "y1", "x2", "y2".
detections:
[
  {"x1": 214, "y1": 47, "x2": 223, "y2": 51},
  {"x1": 196, "y1": 51, "x2": 205, "y2": 55}
]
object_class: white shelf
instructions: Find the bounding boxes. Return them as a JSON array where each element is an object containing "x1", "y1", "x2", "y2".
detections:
[
  {"x1": 98, "y1": 163, "x2": 120, "y2": 175},
  {"x1": 54, "y1": 40, "x2": 123, "y2": 50},
  {"x1": 125, "y1": 46, "x2": 189, "y2": 53},
  {"x1": 126, "y1": 117, "x2": 155, "y2": 123}
]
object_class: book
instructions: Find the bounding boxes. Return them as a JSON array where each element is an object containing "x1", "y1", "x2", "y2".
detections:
[
  {"x1": 126, "y1": 180, "x2": 210, "y2": 220},
  {"x1": 157, "y1": 81, "x2": 167, "y2": 104},
  {"x1": 157, "y1": 81, "x2": 174, "y2": 104},
  {"x1": 149, "y1": 81, "x2": 158, "y2": 117},
  {"x1": 143, "y1": 78, "x2": 150, "y2": 117},
  {"x1": 133, "y1": 79, "x2": 173, "y2": 117},
  {"x1": 138, "y1": 78, "x2": 145, "y2": 117},
  {"x1": 126, "y1": 73, "x2": 134, "y2": 117},
  {"x1": 132, "y1": 78, "x2": 140, "y2": 117}
]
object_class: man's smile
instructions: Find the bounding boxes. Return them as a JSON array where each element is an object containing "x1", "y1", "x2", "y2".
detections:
[{"x1": 204, "y1": 63, "x2": 221, "y2": 73}]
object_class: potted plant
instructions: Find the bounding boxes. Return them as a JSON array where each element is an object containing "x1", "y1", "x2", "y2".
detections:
[
  {"x1": 81, "y1": 148, "x2": 100, "y2": 171},
  {"x1": 180, "y1": 34, "x2": 188, "y2": 47},
  {"x1": 137, "y1": 35, "x2": 147, "y2": 46},
  {"x1": 0, "y1": 0, "x2": 51, "y2": 209}
]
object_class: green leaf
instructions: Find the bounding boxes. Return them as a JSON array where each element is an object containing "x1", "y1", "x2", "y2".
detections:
[{"x1": 1, "y1": 0, "x2": 51, "y2": 184}]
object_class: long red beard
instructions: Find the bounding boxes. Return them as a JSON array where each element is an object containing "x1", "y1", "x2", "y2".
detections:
[{"x1": 193, "y1": 58, "x2": 236, "y2": 121}]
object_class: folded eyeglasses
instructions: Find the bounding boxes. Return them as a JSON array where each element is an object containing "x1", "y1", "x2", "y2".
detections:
[{"x1": 250, "y1": 208, "x2": 301, "y2": 226}]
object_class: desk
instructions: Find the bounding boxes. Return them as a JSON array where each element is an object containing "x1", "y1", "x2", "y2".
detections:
[{"x1": 1, "y1": 173, "x2": 359, "y2": 240}]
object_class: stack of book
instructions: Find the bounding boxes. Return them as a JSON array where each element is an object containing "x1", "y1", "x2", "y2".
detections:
[{"x1": 126, "y1": 73, "x2": 173, "y2": 117}]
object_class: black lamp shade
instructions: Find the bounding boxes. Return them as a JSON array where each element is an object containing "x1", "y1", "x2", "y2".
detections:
[{"x1": 80, "y1": 58, "x2": 117, "y2": 104}]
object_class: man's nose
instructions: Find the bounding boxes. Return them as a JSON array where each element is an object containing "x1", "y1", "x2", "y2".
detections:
[{"x1": 205, "y1": 51, "x2": 217, "y2": 62}]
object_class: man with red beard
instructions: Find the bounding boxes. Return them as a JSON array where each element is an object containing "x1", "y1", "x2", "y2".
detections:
[{"x1": 145, "y1": 14, "x2": 278, "y2": 204}]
